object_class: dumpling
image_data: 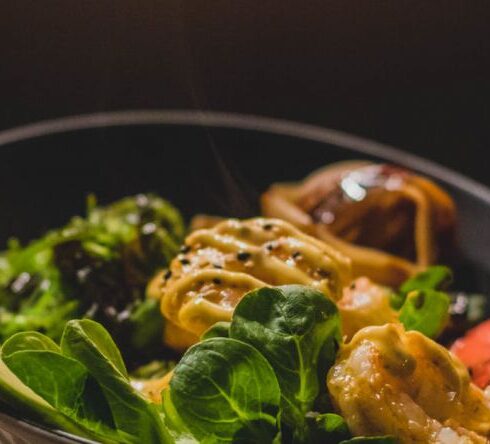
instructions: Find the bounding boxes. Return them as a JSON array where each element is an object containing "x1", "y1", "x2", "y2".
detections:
[{"x1": 148, "y1": 218, "x2": 352, "y2": 350}]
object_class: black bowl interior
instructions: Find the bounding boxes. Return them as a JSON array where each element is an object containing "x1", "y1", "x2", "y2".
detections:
[{"x1": 0, "y1": 111, "x2": 489, "y2": 442}]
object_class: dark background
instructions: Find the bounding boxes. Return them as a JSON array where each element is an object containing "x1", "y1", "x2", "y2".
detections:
[{"x1": 1, "y1": 1, "x2": 489, "y2": 185}]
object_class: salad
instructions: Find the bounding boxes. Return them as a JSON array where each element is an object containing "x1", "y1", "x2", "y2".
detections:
[{"x1": 0, "y1": 161, "x2": 488, "y2": 444}]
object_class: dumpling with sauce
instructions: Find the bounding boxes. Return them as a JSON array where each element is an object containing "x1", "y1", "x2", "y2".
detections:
[{"x1": 148, "y1": 218, "x2": 352, "y2": 350}]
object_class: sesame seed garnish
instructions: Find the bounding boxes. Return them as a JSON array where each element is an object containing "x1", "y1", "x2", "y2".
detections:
[{"x1": 237, "y1": 251, "x2": 251, "y2": 261}]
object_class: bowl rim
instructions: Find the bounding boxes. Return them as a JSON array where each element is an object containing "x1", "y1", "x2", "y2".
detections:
[{"x1": 0, "y1": 109, "x2": 489, "y2": 205}]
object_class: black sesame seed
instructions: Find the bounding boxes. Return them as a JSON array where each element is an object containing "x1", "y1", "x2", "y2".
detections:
[
  {"x1": 163, "y1": 270, "x2": 172, "y2": 280},
  {"x1": 237, "y1": 251, "x2": 251, "y2": 261},
  {"x1": 317, "y1": 269, "x2": 331, "y2": 278},
  {"x1": 180, "y1": 258, "x2": 190, "y2": 265},
  {"x1": 263, "y1": 223, "x2": 273, "y2": 231},
  {"x1": 266, "y1": 242, "x2": 277, "y2": 251},
  {"x1": 180, "y1": 245, "x2": 191, "y2": 254},
  {"x1": 213, "y1": 264, "x2": 223, "y2": 269},
  {"x1": 350, "y1": 282, "x2": 356, "y2": 290},
  {"x1": 292, "y1": 251, "x2": 301, "y2": 259},
  {"x1": 212, "y1": 278, "x2": 222, "y2": 285}
]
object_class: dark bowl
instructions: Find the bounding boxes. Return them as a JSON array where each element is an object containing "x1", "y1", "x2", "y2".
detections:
[{"x1": 0, "y1": 110, "x2": 489, "y2": 443}]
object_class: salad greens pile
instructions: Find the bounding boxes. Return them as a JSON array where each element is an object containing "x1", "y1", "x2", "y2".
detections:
[
  {"x1": 1, "y1": 319, "x2": 172, "y2": 443},
  {"x1": 0, "y1": 285, "x2": 397, "y2": 443},
  {"x1": 0, "y1": 194, "x2": 184, "y2": 363},
  {"x1": 0, "y1": 196, "x2": 454, "y2": 444}
]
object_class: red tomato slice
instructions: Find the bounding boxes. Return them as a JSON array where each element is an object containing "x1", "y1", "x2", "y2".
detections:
[{"x1": 451, "y1": 319, "x2": 490, "y2": 388}]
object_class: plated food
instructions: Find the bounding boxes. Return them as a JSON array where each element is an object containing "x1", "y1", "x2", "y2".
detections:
[{"x1": 0, "y1": 161, "x2": 488, "y2": 444}]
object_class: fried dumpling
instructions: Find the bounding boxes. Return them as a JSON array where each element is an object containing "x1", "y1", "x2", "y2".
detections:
[{"x1": 148, "y1": 218, "x2": 352, "y2": 350}]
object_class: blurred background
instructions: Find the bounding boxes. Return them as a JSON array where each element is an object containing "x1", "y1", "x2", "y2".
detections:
[{"x1": 1, "y1": 1, "x2": 489, "y2": 185}]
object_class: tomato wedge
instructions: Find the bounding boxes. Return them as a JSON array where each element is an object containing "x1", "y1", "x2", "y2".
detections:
[{"x1": 451, "y1": 319, "x2": 490, "y2": 388}]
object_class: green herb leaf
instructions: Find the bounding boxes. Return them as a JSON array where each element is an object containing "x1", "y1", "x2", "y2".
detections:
[
  {"x1": 168, "y1": 337, "x2": 281, "y2": 443},
  {"x1": 398, "y1": 290, "x2": 450, "y2": 338},
  {"x1": 230, "y1": 285, "x2": 341, "y2": 441},
  {"x1": 393, "y1": 266, "x2": 452, "y2": 309}
]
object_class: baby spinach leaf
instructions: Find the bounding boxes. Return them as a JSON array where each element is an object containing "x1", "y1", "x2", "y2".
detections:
[
  {"x1": 200, "y1": 321, "x2": 230, "y2": 340},
  {"x1": 398, "y1": 289, "x2": 450, "y2": 338},
  {"x1": 0, "y1": 358, "x2": 105, "y2": 441},
  {"x1": 230, "y1": 285, "x2": 341, "y2": 442},
  {"x1": 61, "y1": 319, "x2": 172, "y2": 443},
  {"x1": 168, "y1": 337, "x2": 281, "y2": 443},
  {"x1": 1, "y1": 331, "x2": 60, "y2": 358},
  {"x1": 62, "y1": 318, "x2": 127, "y2": 377},
  {"x1": 4, "y1": 350, "x2": 88, "y2": 415},
  {"x1": 160, "y1": 389, "x2": 198, "y2": 442},
  {"x1": 2, "y1": 329, "x2": 128, "y2": 442}
]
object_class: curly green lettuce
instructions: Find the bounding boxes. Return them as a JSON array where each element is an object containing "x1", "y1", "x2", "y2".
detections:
[{"x1": 0, "y1": 194, "x2": 184, "y2": 362}]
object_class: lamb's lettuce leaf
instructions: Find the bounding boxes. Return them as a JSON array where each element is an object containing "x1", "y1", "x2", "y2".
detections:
[
  {"x1": 230, "y1": 285, "x2": 341, "y2": 441},
  {"x1": 1, "y1": 319, "x2": 173, "y2": 443},
  {"x1": 200, "y1": 321, "x2": 230, "y2": 340},
  {"x1": 1, "y1": 331, "x2": 128, "y2": 443},
  {"x1": 0, "y1": 358, "x2": 107, "y2": 442},
  {"x1": 167, "y1": 337, "x2": 281, "y2": 443},
  {"x1": 2, "y1": 331, "x2": 60, "y2": 357},
  {"x1": 61, "y1": 319, "x2": 172, "y2": 443}
]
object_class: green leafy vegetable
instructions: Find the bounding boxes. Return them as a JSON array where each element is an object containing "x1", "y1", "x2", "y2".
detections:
[
  {"x1": 167, "y1": 337, "x2": 281, "y2": 443},
  {"x1": 1, "y1": 331, "x2": 60, "y2": 357},
  {"x1": 230, "y1": 285, "x2": 341, "y2": 442},
  {"x1": 398, "y1": 289, "x2": 450, "y2": 338},
  {"x1": 61, "y1": 319, "x2": 171, "y2": 443},
  {"x1": 400, "y1": 265, "x2": 452, "y2": 295},
  {"x1": 200, "y1": 321, "x2": 231, "y2": 340},
  {"x1": 1, "y1": 330, "x2": 127, "y2": 443},
  {"x1": 0, "y1": 358, "x2": 106, "y2": 442},
  {"x1": 392, "y1": 265, "x2": 452, "y2": 309},
  {"x1": 306, "y1": 412, "x2": 350, "y2": 442},
  {"x1": 4, "y1": 351, "x2": 88, "y2": 412},
  {"x1": 390, "y1": 266, "x2": 451, "y2": 338},
  {"x1": 0, "y1": 194, "x2": 184, "y2": 362}
]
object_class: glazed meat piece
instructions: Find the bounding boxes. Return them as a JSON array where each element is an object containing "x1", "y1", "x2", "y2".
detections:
[
  {"x1": 262, "y1": 161, "x2": 456, "y2": 286},
  {"x1": 148, "y1": 218, "x2": 352, "y2": 350},
  {"x1": 327, "y1": 324, "x2": 490, "y2": 443}
]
